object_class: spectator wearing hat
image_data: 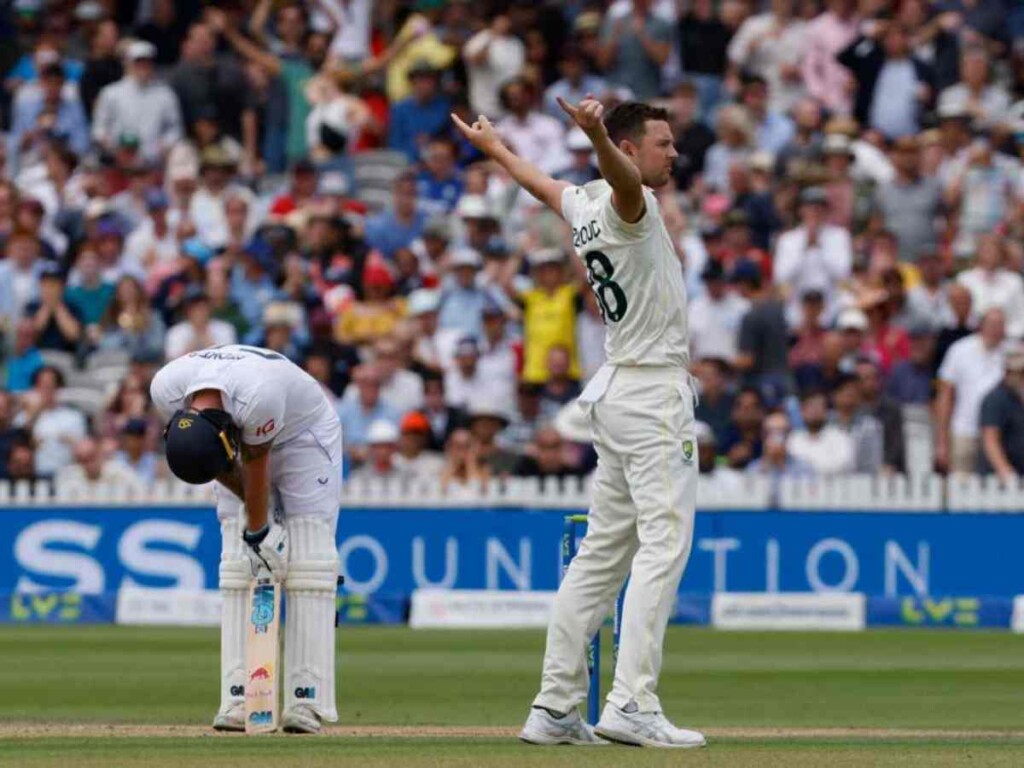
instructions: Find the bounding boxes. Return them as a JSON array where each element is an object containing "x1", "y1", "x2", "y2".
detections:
[
  {"x1": 111, "y1": 417, "x2": 161, "y2": 486},
  {"x1": 349, "y1": 420, "x2": 405, "y2": 482},
  {"x1": 668, "y1": 81, "x2": 715, "y2": 191},
  {"x1": 438, "y1": 245, "x2": 502, "y2": 341},
  {"x1": 465, "y1": 395, "x2": 518, "y2": 476},
  {"x1": 163, "y1": 286, "x2": 237, "y2": 360},
  {"x1": 936, "y1": 308, "x2": 1006, "y2": 474},
  {"x1": 774, "y1": 186, "x2": 852, "y2": 329},
  {"x1": 728, "y1": 0, "x2": 807, "y2": 115},
  {"x1": 247, "y1": 302, "x2": 305, "y2": 362},
  {"x1": 336, "y1": 262, "x2": 406, "y2": 347},
  {"x1": 364, "y1": 174, "x2": 429, "y2": 259},
  {"x1": 79, "y1": 18, "x2": 122, "y2": 119},
  {"x1": 704, "y1": 104, "x2": 755, "y2": 194},
  {"x1": 25, "y1": 262, "x2": 83, "y2": 353},
  {"x1": 956, "y1": 234, "x2": 1024, "y2": 339},
  {"x1": 453, "y1": 194, "x2": 500, "y2": 253},
  {"x1": 388, "y1": 60, "x2": 452, "y2": 162},
  {"x1": 92, "y1": 40, "x2": 182, "y2": 161},
  {"x1": 408, "y1": 289, "x2": 451, "y2": 374},
  {"x1": 478, "y1": 296, "x2": 517, "y2": 391},
  {"x1": 980, "y1": 342, "x2": 1024, "y2": 481},
  {"x1": 463, "y1": 12, "x2": 526, "y2": 119},
  {"x1": 189, "y1": 146, "x2": 256, "y2": 250},
  {"x1": 859, "y1": 285, "x2": 910, "y2": 375},
  {"x1": 554, "y1": 128, "x2": 601, "y2": 187},
  {"x1": 886, "y1": 321, "x2": 936, "y2": 406},
  {"x1": 394, "y1": 411, "x2": 445, "y2": 482},
  {"x1": 338, "y1": 363, "x2": 402, "y2": 464},
  {"x1": 689, "y1": 259, "x2": 750, "y2": 362},
  {"x1": 874, "y1": 136, "x2": 943, "y2": 263},
  {"x1": 8, "y1": 61, "x2": 89, "y2": 174},
  {"x1": 496, "y1": 77, "x2": 569, "y2": 177},
  {"x1": 733, "y1": 259, "x2": 791, "y2": 405},
  {"x1": 416, "y1": 136, "x2": 464, "y2": 215}
]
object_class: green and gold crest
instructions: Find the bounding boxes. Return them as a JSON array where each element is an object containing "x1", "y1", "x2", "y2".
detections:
[{"x1": 682, "y1": 439, "x2": 694, "y2": 462}]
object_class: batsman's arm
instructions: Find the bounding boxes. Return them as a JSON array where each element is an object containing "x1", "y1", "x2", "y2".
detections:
[
  {"x1": 240, "y1": 441, "x2": 274, "y2": 531},
  {"x1": 451, "y1": 113, "x2": 569, "y2": 216}
]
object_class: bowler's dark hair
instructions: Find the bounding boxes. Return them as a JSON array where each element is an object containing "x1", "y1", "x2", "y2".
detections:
[{"x1": 603, "y1": 102, "x2": 670, "y2": 146}]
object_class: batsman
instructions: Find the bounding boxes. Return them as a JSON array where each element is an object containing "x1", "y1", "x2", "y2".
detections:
[{"x1": 151, "y1": 344, "x2": 343, "y2": 733}]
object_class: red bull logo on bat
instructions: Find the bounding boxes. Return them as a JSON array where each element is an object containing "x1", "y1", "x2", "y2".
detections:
[{"x1": 249, "y1": 665, "x2": 272, "y2": 681}]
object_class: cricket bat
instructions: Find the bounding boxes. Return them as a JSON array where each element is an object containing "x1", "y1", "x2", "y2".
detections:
[{"x1": 245, "y1": 576, "x2": 281, "y2": 734}]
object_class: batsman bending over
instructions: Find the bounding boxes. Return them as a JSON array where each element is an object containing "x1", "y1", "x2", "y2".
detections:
[
  {"x1": 152, "y1": 344, "x2": 342, "y2": 733},
  {"x1": 454, "y1": 99, "x2": 704, "y2": 748}
]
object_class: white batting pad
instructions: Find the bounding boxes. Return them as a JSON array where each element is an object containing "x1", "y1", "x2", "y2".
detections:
[
  {"x1": 219, "y1": 513, "x2": 248, "y2": 713},
  {"x1": 284, "y1": 515, "x2": 339, "y2": 722}
]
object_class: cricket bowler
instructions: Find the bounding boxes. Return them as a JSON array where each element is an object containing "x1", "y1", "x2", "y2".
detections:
[
  {"x1": 453, "y1": 99, "x2": 704, "y2": 748},
  {"x1": 151, "y1": 344, "x2": 342, "y2": 733}
]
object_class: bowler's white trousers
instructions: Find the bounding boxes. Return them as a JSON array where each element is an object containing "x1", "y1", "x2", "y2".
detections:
[{"x1": 533, "y1": 365, "x2": 697, "y2": 714}]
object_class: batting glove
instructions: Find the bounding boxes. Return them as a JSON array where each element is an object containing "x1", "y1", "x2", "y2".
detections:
[{"x1": 242, "y1": 522, "x2": 289, "y2": 581}]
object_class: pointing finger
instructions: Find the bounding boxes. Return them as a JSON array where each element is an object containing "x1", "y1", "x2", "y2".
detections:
[
  {"x1": 556, "y1": 96, "x2": 578, "y2": 118},
  {"x1": 451, "y1": 112, "x2": 472, "y2": 134}
]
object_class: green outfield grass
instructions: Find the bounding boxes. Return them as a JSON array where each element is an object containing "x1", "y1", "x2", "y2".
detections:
[{"x1": 0, "y1": 625, "x2": 1022, "y2": 766}]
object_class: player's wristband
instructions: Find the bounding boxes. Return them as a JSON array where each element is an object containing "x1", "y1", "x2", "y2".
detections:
[{"x1": 242, "y1": 524, "x2": 270, "y2": 546}]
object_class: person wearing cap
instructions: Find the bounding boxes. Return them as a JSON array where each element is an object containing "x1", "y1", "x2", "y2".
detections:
[
  {"x1": 164, "y1": 286, "x2": 237, "y2": 360},
  {"x1": 555, "y1": 127, "x2": 602, "y2": 186},
  {"x1": 363, "y1": 174, "x2": 429, "y2": 259},
  {"x1": 122, "y1": 187, "x2": 177, "y2": 271},
  {"x1": 886, "y1": 321, "x2": 935, "y2": 407},
  {"x1": 455, "y1": 94, "x2": 703, "y2": 745},
  {"x1": 24, "y1": 262, "x2": 83, "y2": 353},
  {"x1": 463, "y1": 12, "x2": 526, "y2": 119},
  {"x1": 773, "y1": 185, "x2": 852, "y2": 328},
  {"x1": 438, "y1": 245, "x2": 503, "y2": 340},
  {"x1": 151, "y1": 342, "x2": 344, "y2": 733},
  {"x1": 464, "y1": 394, "x2": 518, "y2": 476},
  {"x1": 408, "y1": 289, "x2": 450, "y2": 373},
  {"x1": 92, "y1": 39, "x2": 182, "y2": 161},
  {"x1": 189, "y1": 145, "x2": 257, "y2": 249},
  {"x1": 453, "y1": 193, "x2": 500, "y2": 253},
  {"x1": 510, "y1": 248, "x2": 583, "y2": 386},
  {"x1": 478, "y1": 296, "x2": 517, "y2": 393},
  {"x1": 349, "y1": 419, "x2": 404, "y2": 482},
  {"x1": 8, "y1": 60, "x2": 89, "y2": 174},
  {"x1": 443, "y1": 335, "x2": 496, "y2": 409},
  {"x1": 979, "y1": 342, "x2": 1024, "y2": 481},
  {"x1": 936, "y1": 308, "x2": 1007, "y2": 474},
  {"x1": 394, "y1": 410, "x2": 445, "y2": 481},
  {"x1": 335, "y1": 262, "x2": 405, "y2": 347},
  {"x1": 689, "y1": 258, "x2": 751, "y2": 362},
  {"x1": 874, "y1": 135, "x2": 943, "y2": 263},
  {"x1": 388, "y1": 59, "x2": 452, "y2": 161}
]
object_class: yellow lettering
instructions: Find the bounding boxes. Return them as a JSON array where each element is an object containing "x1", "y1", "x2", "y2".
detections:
[
  {"x1": 60, "y1": 594, "x2": 82, "y2": 621},
  {"x1": 10, "y1": 595, "x2": 29, "y2": 621},
  {"x1": 32, "y1": 594, "x2": 58, "y2": 618},
  {"x1": 901, "y1": 598, "x2": 924, "y2": 624},
  {"x1": 924, "y1": 598, "x2": 953, "y2": 622}
]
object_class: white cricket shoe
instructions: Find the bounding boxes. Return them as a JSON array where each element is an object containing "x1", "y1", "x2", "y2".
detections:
[
  {"x1": 211, "y1": 703, "x2": 245, "y2": 732},
  {"x1": 519, "y1": 707, "x2": 606, "y2": 746},
  {"x1": 594, "y1": 703, "x2": 706, "y2": 748},
  {"x1": 282, "y1": 704, "x2": 322, "y2": 734}
]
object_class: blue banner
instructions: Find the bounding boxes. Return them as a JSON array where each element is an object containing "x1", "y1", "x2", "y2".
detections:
[
  {"x1": 2, "y1": 506, "x2": 1023, "y2": 602},
  {"x1": 866, "y1": 596, "x2": 1014, "y2": 629}
]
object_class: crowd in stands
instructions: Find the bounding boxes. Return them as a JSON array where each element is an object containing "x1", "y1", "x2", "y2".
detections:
[{"x1": 0, "y1": 0, "x2": 1023, "y2": 495}]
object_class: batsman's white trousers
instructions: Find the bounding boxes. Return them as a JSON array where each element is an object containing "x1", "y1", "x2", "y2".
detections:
[
  {"x1": 533, "y1": 365, "x2": 698, "y2": 714},
  {"x1": 217, "y1": 425, "x2": 343, "y2": 719}
]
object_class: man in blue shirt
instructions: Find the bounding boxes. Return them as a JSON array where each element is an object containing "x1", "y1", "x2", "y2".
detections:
[
  {"x1": 363, "y1": 173, "x2": 428, "y2": 258},
  {"x1": 8, "y1": 62, "x2": 90, "y2": 173},
  {"x1": 388, "y1": 60, "x2": 452, "y2": 162},
  {"x1": 543, "y1": 46, "x2": 608, "y2": 126},
  {"x1": 415, "y1": 136, "x2": 464, "y2": 216},
  {"x1": 337, "y1": 363, "x2": 402, "y2": 465}
]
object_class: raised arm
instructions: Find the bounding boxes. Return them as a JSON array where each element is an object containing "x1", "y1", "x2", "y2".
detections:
[
  {"x1": 451, "y1": 113, "x2": 569, "y2": 215},
  {"x1": 557, "y1": 95, "x2": 644, "y2": 223}
]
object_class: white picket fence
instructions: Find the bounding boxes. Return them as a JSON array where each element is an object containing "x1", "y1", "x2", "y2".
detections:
[{"x1": 0, "y1": 473, "x2": 1021, "y2": 512}]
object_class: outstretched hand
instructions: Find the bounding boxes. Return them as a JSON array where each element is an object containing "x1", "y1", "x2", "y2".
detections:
[
  {"x1": 556, "y1": 94, "x2": 607, "y2": 141},
  {"x1": 451, "y1": 113, "x2": 505, "y2": 157}
]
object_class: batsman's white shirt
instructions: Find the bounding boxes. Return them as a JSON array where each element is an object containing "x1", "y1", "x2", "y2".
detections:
[
  {"x1": 150, "y1": 344, "x2": 343, "y2": 520},
  {"x1": 533, "y1": 181, "x2": 698, "y2": 716}
]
